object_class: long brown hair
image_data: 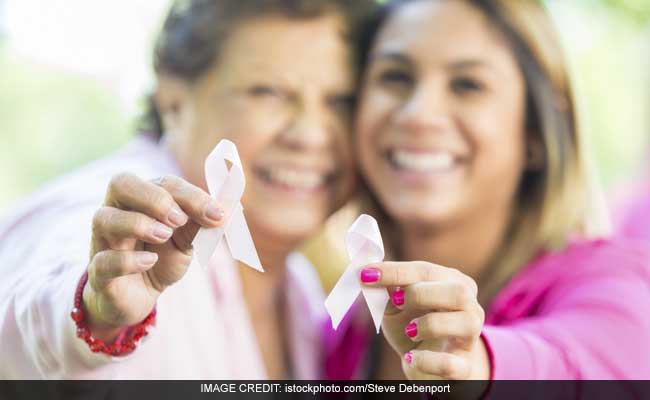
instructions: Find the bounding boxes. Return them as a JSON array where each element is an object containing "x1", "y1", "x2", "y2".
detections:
[{"x1": 357, "y1": 0, "x2": 610, "y2": 304}]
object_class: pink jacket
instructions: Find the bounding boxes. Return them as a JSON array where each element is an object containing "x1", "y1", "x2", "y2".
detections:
[{"x1": 325, "y1": 239, "x2": 650, "y2": 379}]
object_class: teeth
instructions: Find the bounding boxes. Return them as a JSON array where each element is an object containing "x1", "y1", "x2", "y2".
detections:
[
  {"x1": 265, "y1": 167, "x2": 325, "y2": 189},
  {"x1": 391, "y1": 150, "x2": 455, "y2": 172}
]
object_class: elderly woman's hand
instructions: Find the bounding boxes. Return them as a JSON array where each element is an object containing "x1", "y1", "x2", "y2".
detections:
[
  {"x1": 84, "y1": 173, "x2": 224, "y2": 341},
  {"x1": 360, "y1": 261, "x2": 490, "y2": 380}
]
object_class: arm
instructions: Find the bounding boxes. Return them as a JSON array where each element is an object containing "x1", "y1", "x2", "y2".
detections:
[
  {"x1": 482, "y1": 268, "x2": 650, "y2": 379},
  {"x1": 0, "y1": 173, "x2": 224, "y2": 378},
  {"x1": 0, "y1": 203, "x2": 120, "y2": 378}
]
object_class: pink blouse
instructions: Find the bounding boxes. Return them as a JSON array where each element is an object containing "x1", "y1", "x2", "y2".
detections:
[{"x1": 0, "y1": 136, "x2": 328, "y2": 379}]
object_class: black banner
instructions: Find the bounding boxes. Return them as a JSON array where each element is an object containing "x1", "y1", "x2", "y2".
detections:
[{"x1": 1, "y1": 380, "x2": 649, "y2": 400}]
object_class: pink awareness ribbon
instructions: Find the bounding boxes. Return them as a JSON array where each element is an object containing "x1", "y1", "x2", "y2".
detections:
[
  {"x1": 192, "y1": 139, "x2": 263, "y2": 272},
  {"x1": 324, "y1": 214, "x2": 389, "y2": 333}
]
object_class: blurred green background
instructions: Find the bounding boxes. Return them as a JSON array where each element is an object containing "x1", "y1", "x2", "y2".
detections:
[{"x1": 0, "y1": 0, "x2": 649, "y2": 209}]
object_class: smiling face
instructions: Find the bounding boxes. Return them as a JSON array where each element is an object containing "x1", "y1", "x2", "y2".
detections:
[
  {"x1": 356, "y1": 0, "x2": 528, "y2": 230},
  {"x1": 163, "y1": 13, "x2": 356, "y2": 244}
]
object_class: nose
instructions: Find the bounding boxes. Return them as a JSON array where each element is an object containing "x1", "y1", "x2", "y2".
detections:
[
  {"x1": 394, "y1": 81, "x2": 451, "y2": 133},
  {"x1": 278, "y1": 100, "x2": 331, "y2": 151}
]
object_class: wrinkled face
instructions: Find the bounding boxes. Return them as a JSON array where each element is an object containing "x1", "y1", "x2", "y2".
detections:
[
  {"x1": 165, "y1": 14, "x2": 356, "y2": 243},
  {"x1": 356, "y1": 0, "x2": 528, "y2": 229}
]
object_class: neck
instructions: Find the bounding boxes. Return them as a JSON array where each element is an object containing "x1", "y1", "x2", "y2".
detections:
[
  {"x1": 239, "y1": 227, "x2": 299, "y2": 310},
  {"x1": 400, "y1": 207, "x2": 513, "y2": 284}
]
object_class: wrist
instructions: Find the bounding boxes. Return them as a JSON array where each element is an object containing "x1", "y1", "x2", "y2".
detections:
[
  {"x1": 71, "y1": 271, "x2": 156, "y2": 356},
  {"x1": 81, "y1": 285, "x2": 124, "y2": 343}
]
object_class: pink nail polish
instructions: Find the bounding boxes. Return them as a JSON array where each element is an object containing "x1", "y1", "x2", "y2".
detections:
[
  {"x1": 360, "y1": 268, "x2": 381, "y2": 283},
  {"x1": 392, "y1": 288, "x2": 405, "y2": 306},
  {"x1": 405, "y1": 321, "x2": 418, "y2": 338},
  {"x1": 404, "y1": 351, "x2": 413, "y2": 364}
]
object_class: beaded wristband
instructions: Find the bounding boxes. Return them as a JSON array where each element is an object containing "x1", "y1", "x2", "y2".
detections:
[{"x1": 70, "y1": 271, "x2": 156, "y2": 356}]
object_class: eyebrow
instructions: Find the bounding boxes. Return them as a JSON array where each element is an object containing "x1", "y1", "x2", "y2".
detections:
[
  {"x1": 447, "y1": 59, "x2": 491, "y2": 71},
  {"x1": 372, "y1": 52, "x2": 500, "y2": 76},
  {"x1": 371, "y1": 51, "x2": 413, "y2": 67}
]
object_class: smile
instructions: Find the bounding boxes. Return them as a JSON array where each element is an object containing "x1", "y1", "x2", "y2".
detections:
[
  {"x1": 388, "y1": 149, "x2": 458, "y2": 173},
  {"x1": 255, "y1": 165, "x2": 332, "y2": 193}
]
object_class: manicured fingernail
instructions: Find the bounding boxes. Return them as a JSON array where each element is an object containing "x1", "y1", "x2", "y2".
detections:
[
  {"x1": 392, "y1": 288, "x2": 405, "y2": 306},
  {"x1": 360, "y1": 268, "x2": 381, "y2": 283},
  {"x1": 405, "y1": 321, "x2": 418, "y2": 338},
  {"x1": 168, "y1": 206, "x2": 188, "y2": 227},
  {"x1": 153, "y1": 223, "x2": 173, "y2": 240},
  {"x1": 136, "y1": 252, "x2": 158, "y2": 268},
  {"x1": 205, "y1": 202, "x2": 224, "y2": 222},
  {"x1": 404, "y1": 351, "x2": 413, "y2": 365}
]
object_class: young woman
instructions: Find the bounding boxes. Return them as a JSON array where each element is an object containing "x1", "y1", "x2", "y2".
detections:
[
  {"x1": 0, "y1": 0, "x2": 374, "y2": 379},
  {"x1": 332, "y1": 0, "x2": 650, "y2": 381}
]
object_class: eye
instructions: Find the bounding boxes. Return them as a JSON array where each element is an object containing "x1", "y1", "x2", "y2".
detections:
[
  {"x1": 247, "y1": 85, "x2": 283, "y2": 98},
  {"x1": 376, "y1": 68, "x2": 413, "y2": 88},
  {"x1": 450, "y1": 77, "x2": 484, "y2": 95},
  {"x1": 327, "y1": 94, "x2": 356, "y2": 114}
]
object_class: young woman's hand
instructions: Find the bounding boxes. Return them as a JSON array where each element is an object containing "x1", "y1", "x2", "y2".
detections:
[
  {"x1": 83, "y1": 173, "x2": 224, "y2": 341},
  {"x1": 361, "y1": 261, "x2": 490, "y2": 380}
]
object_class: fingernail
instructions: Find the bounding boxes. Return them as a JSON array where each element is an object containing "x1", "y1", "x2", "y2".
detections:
[
  {"x1": 136, "y1": 252, "x2": 158, "y2": 268},
  {"x1": 168, "y1": 206, "x2": 188, "y2": 227},
  {"x1": 153, "y1": 223, "x2": 173, "y2": 241},
  {"x1": 205, "y1": 202, "x2": 224, "y2": 222},
  {"x1": 360, "y1": 268, "x2": 381, "y2": 283},
  {"x1": 392, "y1": 288, "x2": 405, "y2": 306},
  {"x1": 404, "y1": 351, "x2": 413, "y2": 365},
  {"x1": 405, "y1": 321, "x2": 418, "y2": 338}
]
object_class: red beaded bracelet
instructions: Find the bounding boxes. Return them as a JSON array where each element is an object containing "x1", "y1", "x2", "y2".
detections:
[{"x1": 70, "y1": 271, "x2": 156, "y2": 356}]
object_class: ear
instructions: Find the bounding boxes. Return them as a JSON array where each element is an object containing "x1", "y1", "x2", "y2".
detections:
[
  {"x1": 526, "y1": 133, "x2": 545, "y2": 171},
  {"x1": 153, "y1": 74, "x2": 193, "y2": 136}
]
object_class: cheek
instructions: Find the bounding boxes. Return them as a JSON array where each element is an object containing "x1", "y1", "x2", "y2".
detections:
[
  {"x1": 356, "y1": 92, "x2": 394, "y2": 171},
  {"x1": 463, "y1": 104, "x2": 527, "y2": 193}
]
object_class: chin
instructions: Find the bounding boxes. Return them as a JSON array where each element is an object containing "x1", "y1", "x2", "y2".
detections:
[
  {"x1": 247, "y1": 205, "x2": 327, "y2": 246},
  {"x1": 382, "y1": 194, "x2": 460, "y2": 229}
]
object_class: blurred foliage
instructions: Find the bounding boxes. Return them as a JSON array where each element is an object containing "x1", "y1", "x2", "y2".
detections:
[
  {"x1": 0, "y1": 0, "x2": 648, "y2": 211},
  {"x1": 600, "y1": 0, "x2": 650, "y2": 23},
  {"x1": 0, "y1": 48, "x2": 132, "y2": 207}
]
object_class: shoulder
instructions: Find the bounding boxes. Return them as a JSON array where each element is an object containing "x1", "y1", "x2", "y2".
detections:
[
  {"x1": 538, "y1": 238, "x2": 650, "y2": 280},
  {"x1": 0, "y1": 136, "x2": 178, "y2": 272},
  {"x1": 489, "y1": 238, "x2": 650, "y2": 320},
  {"x1": 0, "y1": 136, "x2": 177, "y2": 238},
  {"x1": 510, "y1": 238, "x2": 650, "y2": 286}
]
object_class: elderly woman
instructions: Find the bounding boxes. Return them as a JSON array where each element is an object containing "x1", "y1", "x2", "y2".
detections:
[{"x1": 0, "y1": 0, "x2": 373, "y2": 379}]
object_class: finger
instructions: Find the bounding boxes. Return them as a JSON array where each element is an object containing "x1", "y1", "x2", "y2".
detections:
[
  {"x1": 405, "y1": 311, "x2": 483, "y2": 342},
  {"x1": 93, "y1": 206, "x2": 174, "y2": 245},
  {"x1": 105, "y1": 172, "x2": 188, "y2": 228},
  {"x1": 361, "y1": 261, "x2": 478, "y2": 295},
  {"x1": 169, "y1": 222, "x2": 201, "y2": 254},
  {"x1": 401, "y1": 281, "x2": 475, "y2": 312},
  {"x1": 88, "y1": 250, "x2": 158, "y2": 291},
  {"x1": 386, "y1": 287, "x2": 405, "y2": 315},
  {"x1": 154, "y1": 175, "x2": 224, "y2": 228},
  {"x1": 404, "y1": 350, "x2": 470, "y2": 380},
  {"x1": 141, "y1": 242, "x2": 193, "y2": 291}
]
